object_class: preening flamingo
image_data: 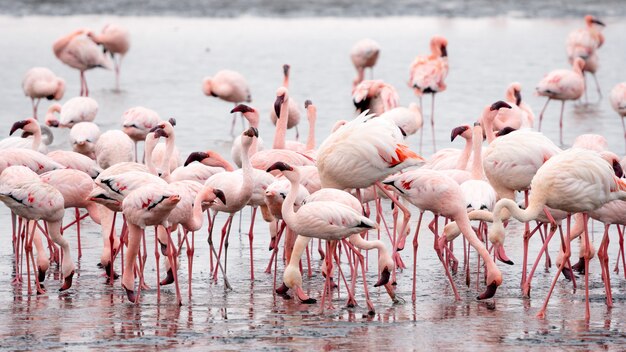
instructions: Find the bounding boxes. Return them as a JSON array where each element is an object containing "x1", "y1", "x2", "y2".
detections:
[
  {"x1": 350, "y1": 38, "x2": 380, "y2": 87},
  {"x1": 87, "y1": 23, "x2": 130, "y2": 91},
  {"x1": 45, "y1": 96, "x2": 98, "y2": 128},
  {"x1": 609, "y1": 82, "x2": 626, "y2": 153},
  {"x1": 566, "y1": 15, "x2": 605, "y2": 101},
  {"x1": 22, "y1": 67, "x2": 65, "y2": 119},
  {"x1": 352, "y1": 79, "x2": 399, "y2": 116},
  {"x1": 202, "y1": 69, "x2": 252, "y2": 135}
]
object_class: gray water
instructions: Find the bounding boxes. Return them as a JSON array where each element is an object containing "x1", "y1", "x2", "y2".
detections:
[{"x1": 0, "y1": 15, "x2": 625, "y2": 350}]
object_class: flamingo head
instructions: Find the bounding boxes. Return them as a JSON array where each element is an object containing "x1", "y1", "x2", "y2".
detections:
[
  {"x1": 450, "y1": 124, "x2": 470, "y2": 141},
  {"x1": 431, "y1": 36, "x2": 448, "y2": 57},
  {"x1": 283, "y1": 64, "x2": 290, "y2": 77},
  {"x1": 274, "y1": 87, "x2": 288, "y2": 117},
  {"x1": 496, "y1": 126, "x2": 517, "y2": 137},
  {"x1": 10, "y1": 119, "x2": 37, "y2": 136},
  {"x1": 201, "y1": 77, "x2": 215, "y2": 97},
  {"x1": 201, "y1": 187, "x2": 226, "y2": 207},
  {"x1": 585, "y1": 15, "x2": 605, "y2": 27},
  {"x1": 50, "y1": 78, "x2": 66, "y2": 101},
  {"x1": 231, "y1": 104, "x2": 259, "y2": 126}
]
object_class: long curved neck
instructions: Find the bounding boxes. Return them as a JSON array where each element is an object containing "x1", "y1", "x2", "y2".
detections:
[
  {"x1": 306, "y1": 106, "x2": 316, "y2": 151},
  {"x1": 53, "y1": 31, "x2": 79, "y2": 57},
  {"x1": 233, "y1": 142, "x2": 254, "y2": 207},
  {"x1": 494, "y1": 197, "x2": 543, "y2": 226},
  {"x1": 455, "y1": 134, "x2": 473, "y2": 170},
  {"x1": 482, "y1": 108, "x2": 497, "y2": 144},
  {"x1": 281, "y1": 174, "x2": 300, "y2": 229},
  {"x1": 31, "y1": 126, "x2": 42, "y2": 151},
  {"x1": 189, "y1": 188, "x2": 210, "y2": 231},
  {"x1": 454, "y1": 214, "x2": 496, "y2": 270},
  {"x1": 208, "y1": 156, "x2": 235, "y2": 172},
  {"x1": 471, "y1": 126, "x2": 484, "y2": 180},
  {"x1": 283, "y1": 72, "x2": 290, "y2": 88},
  {"x1": 145, "y1": 139, "x2": 157, "y2": 175},
  {"x1": 161, "y1": 134, "x2": 176, "y2": 179},
  {"x1": 273, "y1": 97, "x2": 289, "y2": 149},
  {"x1": 246, "y1": 112, "x2": 260, "y2": 156}
]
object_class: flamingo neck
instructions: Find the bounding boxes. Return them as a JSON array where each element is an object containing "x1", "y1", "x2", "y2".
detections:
[
  {"x1": 144, "y1": 139, "x2": 157, "y2": 175},
  {"x1": 455, "y1": 134, "x2": 473, "y2": 170},
  {"x1": 31, "y1": 127, "x2": 42, "y2": 151},
  {"x1": 273, "y1": 97, "x2": 290, "y2": 149},
  {"x1": 482, "y1": 109, "x2": 497, "y2": 144},
  {"x1": 189, "y1": 187, "x2": 210, "y2": 231},
  {"x1": 232, "y1": 142, "x2": 254, "y2": 207},
  {"x1": 161, "y1": 134, "x2": 176, "y2": 179},
  {"x1": 471, "y1": 126, "x2": 484, "y2": 180},
  {"x1": 281, "y1": 172, "x2": 301, "y2": 229},
  {"x1": 305, "y1": 107, "x2": 317, "y2": 151}
]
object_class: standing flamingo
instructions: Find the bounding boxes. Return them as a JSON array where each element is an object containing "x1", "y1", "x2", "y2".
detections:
[
  {"x1": 87, "y1": 24, "x2": 130, "y2": 91},
  {"x1": 409, "y1": 36, "x2": 449, "y2": 152},
  {"x1": 202, "y1": 70, "x2": 252, "y2": 135},
  {"x1": 536, "y1": 57, "x2": 586, "y2": 145},
  {"x1": 52, "y1": 29, "x2": 112, "y2": 96},
  {"x1": 22, "y1": 67, "x2": 65, "y2": 119},
  {"x1": 350, "y1": 39, "x2": 380, "y2": 87},
  {"x1": 269, "y1": 65, "x2": 301, "y2": 140},
  {"x1": 566, "y1": 15, "x2": 605, "y2": 101},
  {"x1": 609, "y1": 82, "x2": 626, "y2": 153},
  {"x1": 230, "y1": 104, "x2": 264, "y2": 168},
  {"x1": 267, "y1": 162, "x2": 377, "y2": 311},
  {"x1": 488, "y1": 148, "x2": 626, "y2": 319}
]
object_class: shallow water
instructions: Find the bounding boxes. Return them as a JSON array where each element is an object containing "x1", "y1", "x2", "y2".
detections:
[{"x1": 0, "y1": 15, "x2": 625, "y2": 350}]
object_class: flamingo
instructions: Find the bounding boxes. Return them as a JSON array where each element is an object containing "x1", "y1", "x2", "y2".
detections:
[
  {"x1": 459, "y1": 123, "x2": 497, "y2": 212},
  {"x1": 609, "y1": 82, "x2": 626, "y2": 153},
  {"x1": 87, "y1": 24, "x2": 130, "y2": 91},
  {"x1": 350, "y1": 39, "x2": 380, "y2": 87},
  {"x1": 0, "y1": 180, "x2": 76, "y2": 292},
  {"x1": 0, "y1": 148, "x2": 63, "y2": 175},
  {"x1": 270, "y1": 88, "x2": 314, "y2": 154},
  {"x1": 488, "y1": 148, "x2": 626, "y2": 319},
  {"x1": 267, "y1": 161, "x2": 377, "y2": 311},
  {"x1": 120, "y1": 183, "x2": 181, "y2": 303},
  {"x1": 566, "y1": 15, "x2": 605, "y2": 101},
  {"x1": 485, "y1": 83, "x2": 535, "y2": 131},
  {"x1": 385, "y1": 168, "x2": 503, "y2": 301},
  {"x1": 409, "y1": 35, "x2": 449, "y2": 152},
  {"x1": 202, "y1": 69, "x2": 252, "y2": 135},
  {"x1": 352, "y1": 80, "x2": 400, "y2": 116},
  {"x1": 95, "y1": 130, "x2": 135, "y2": 169},
  {"x1": 3, "y1": 118, "x2": 48, "y2": 153},
  {"x1": 45, "y1": 96, "x2": 98, "y2": 128},
  {"x1": 422, "y1": 124, "x2": 473, "y2": 172},
  {"x1": 22, "y1": 67, "x2": 65, "y2": 119},
  {"x1": 69, "y1": 122, "x2": 100, "y2": 158},
  {"x1": 269, "y1": 65, "x2": 301, "y2": 139},
  {"x1": 52, "y1": 29, "x2": 112, "y2": 96},
  {"x1": 47, "y1": 150, "x2": 102, "y2": 178},
  {"x1": 120, "y1": 106, "x2": 161, "y2": 162},
  {"x1": 379, "y1": 103, "x2": 423, "y2": 138},
  {"x1": 230, "y1": 104, "x2": 264, "y2": 168},
  {"x1": 536, "y1": 57, "x2": 586, "y2": 145}
]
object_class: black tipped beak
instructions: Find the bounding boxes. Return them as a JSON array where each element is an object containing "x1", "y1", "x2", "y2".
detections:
[
  {"x1": 266, "y1": 161, "x2": 292, "y2": 173},
  {"x1": 213, "y1": 189, "x2": 226, "y2": 205},
  {"x1": 514, "y1": 90, "x2": 522, "y2": 106},
  {"x1": 592, "y1": 19, "x2": 606, "y2": 26},
  {"x1": 184, "y1": 151, "x2": 208, "y2": 166},
  {"x1": 476, "y1": 282, "x2": 498, "y2": 300},
  {"x1": 304, "y1": 100, "x2": 312, "y2": 109},
  {"x1": 149, "y1": 126, "x2": 159, "y2": 132},
  {"x1": 168, "y1": 117, "x2": 177, "y2": 127},
  {"x1": 283, "y1": 64, "x2": 290, "y2": 76},
  {"x1": 450, "y1": 125, "x2": 469, "y2": 141},
  {"x1": 274, "y1": 95, "x2": 285, "y2": 117},
  {"x1": 153, "y1": 128, "x2": 169, "y2": 138},
  {"x1": 231, "y1": 104, "x2": 254, "y2": 114},
  {"x1": 374, "y1": 268, "x2": 391, "y2": 287},
  {"x1": 490, "y1": 100, "x2": 512, "y2": 111},
  {"x1": 613, "y1": 160, "x2": 624, "y2": 178},
  {"x1": 440, "y1": 45, "x2": 447, "y2": 57},
  {"x1": 496, "y1": 127, "x2": 517, "y2": 137},
  {"x1": 243, "y1": 127, "x2": 258, "y2": 138},
  {"x1": 10, "y1": 120, "x2": 29, "y2": 136}
]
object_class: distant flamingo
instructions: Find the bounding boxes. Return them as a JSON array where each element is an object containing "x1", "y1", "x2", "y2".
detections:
[
  {"x1": 270, "y1": 65, "x2": 301, "y2": 139},
  {"x1": 352, "y1": 79, "x2": 399, "y2": 116},
  {"x1": 267, "y1": 162, "x2": 377, "y2": 311},
  {"x1": 87, "y1": 24, "x2": 130, "y2": 91},
  {"x1": 488, "y1": 148, "x2": 626, "y2": 319},
  {"x1": 45, "y1": 96, "x2": 98, "y2": 128},
  {"x1": 536, "y1": 57, "x2": 586, "y2": 145},
  {"x1": 202, "y1": 70, "x2": 252, "y2": 135},
  {"x1": 22, "y1": 67, "x2": 65, "y2": 119},
  {"x1": 120, "y1": 106, "x2": 161, "y2": 162},
  {"x1": 566, "y1": 15, "x2": 605, "y2": 101},
  {"x1": 350, "y1": 39, "x2": 380, "y2": 87},
  {"x1": 409, "y1": 36, "x2": 449, "y2": 152},
  {"x1": 52, "y1": 29, "x2": 112, "y2": 96},
  {"x1": 609, "y1": 82, "x2": 626, "y2": 153}
]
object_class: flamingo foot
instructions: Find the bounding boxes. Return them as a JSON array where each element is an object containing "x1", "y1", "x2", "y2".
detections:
[
  {"x1": 160, "y1": 269, "x2": 175, "y2": 286},
  {"x1": 536, "y1": 310, "x2": 546, "y2": 319},
  {"x1": 366, "y1": 301, "x2": 376, "y2": 316},
  {"x1": 476, "y1": 282, "x2": 498, "y2": 300},
  {"x1": 522, "y1": 283, "x2": 531, "y2": 298},
  {"x1": 374, "y1": 268, "x2": 391, "y2": 287},
  {"x1": 59, "y1": 271, "x2": 74, "y2": 292},
  {"x1": 562, "y1": 267, "x2": 578, "y2": 281},
  {"x1": 11, "y1": 276, "x2": 22, "y2": 286},
  {"x1": 495, "y1": 245, "x2": 514, "y2": 265},
  {"x1": 122, "y1": 284, "x2": 137, "y2": 303},
  {"x1": 140, "y1": 282, "x2": 151, "y2": 290}
]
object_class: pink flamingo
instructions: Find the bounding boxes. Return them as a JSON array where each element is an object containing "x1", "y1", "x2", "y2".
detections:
[
  {"x1": 120, "y1": 106, "x2": 161, "y2": 162},
  {"x1": 422, "y1": 124, "x2": 473, "y2": 172},
  {"x1": 202, "y1": 70, "x2": 252, "y2": 135},
  {"x1": 486, "y1": 83, "x2": 535, "y2": 130},
  {"x1": 52, "y1": 29, "x2": 112, "y2": 96},
  {"x1": 536, "y1": 57, "x2": 586, "y2": 145},
  {"x1": 121, "y1": 183, "x2": 181, "y2": 303},
  {"x1": 95, "y1": 130, "x2": 135, "y2": 169},
  {"x1": 47, "y1": 150, "x2": 102, "y2": 178},
  {"x1": 3, "y1": 118, "x2": 48, "y2": 153},
  {"x1": 566, "y1": 15, "x2": 605, "y2": 101},
  {"x1": 488, "y1": 148, "x2": 626, "y2": 319},
  {"x1": 87, "y1": 24, "x2": 130, "y2": 91},
  {"x1": 270, "y1": 65, "x2": 301, "y2": 140},
  {"x1": 270, "y1": 88, "x2": 315, "y2": 154},
  {"x1": 0, "y1": 148, "x2": 63, "y2": 175},
  {"x1": 459, "y1": 123, "x2": 497, "y2": 212},
  {"x1": 22, "y1": 67, "x2": 65, "y2": 119},
  {"x1": 230, "y1": 104, "x2": 264, "y2": 168},
  {"x1": 45, "y1": 96, "x2": 98, "y2": 128},
  {"x1": 352, "y1": 79, "x2": 399, "y2": 116},
  {"x1": 350, "y1": 39, "x2": 380, "y2": 87},
  {"x1": 69, "y1": 122, "x2": 101, "y2": 159},
  {"x1": 409, "y1": 36, "x2": 449, "y2": 152},
  {"x1": 0, "y1": 180, "x2": 76, "y2": 292},
  {"x1": 267, "y1": 161, "x2": 377, "y2": 311},
  {"x1": 379, "y1": 103, "x2": 423, "y2": 138},
  {"x1": 385, "y1": 168, "x2": 503, "y2": 301},
  {"x1": 609, "y1": 82, "x2": 626, "y2": 153}
]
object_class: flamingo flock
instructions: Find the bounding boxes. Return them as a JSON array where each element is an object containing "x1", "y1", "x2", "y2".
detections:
[{"x1": 2, "y1": 15, "x2": 626, "y2": 322}]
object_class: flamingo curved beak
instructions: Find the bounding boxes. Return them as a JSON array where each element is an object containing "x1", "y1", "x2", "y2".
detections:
[
  {"x1": 184, "y1": 151, "x2": 209, "y2": 166},
  {"x1": 10, "y1": 120, "x2": 29, "y2": 136},
  {"x1": 514, "y1": 90, "x2": 522, "y2": 106},
  {"x1": 266, "y1": 161, "x2": 293, "y2": 173},
  {"x1": 213, "y1": 189, "x2": 226, "y2": 205},
  {"x1": 612, "y1": 160, "x2": 624, "y2": 178},
  {"x1": 274, "y1": 95, "x2": 285, "y2": 117},
  {"x1": 490, "y1": 100, "x2": 512, "y2": 111},
  {"x1": 231, "y1": 104, "x2": 254, "y2": 114},
  {"x1": 450, "y1": 125, "x2": 470, "y2": 141}
]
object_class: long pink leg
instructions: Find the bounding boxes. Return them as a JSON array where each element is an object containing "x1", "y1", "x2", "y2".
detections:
[
  {"x1": 154, "y1": 227, "x2": 161, "y2": 302},
  {"x1": 537, "y1": 98, "x2": 550, "y2": 132},
  {"x1": 25, "y1": 221, "x2": 36, "y2": 295},
  {"x1": 207, "y1": 211, "x2": 217, "y2": 273},
  {"x1": 418, "y1": 95, "x2": 424, "y2": 154},
  {"x1": 430, "y1": 93, "x2": 437, "y2": 152},
  {"x1": 412, "y1": 211, "x2": 424, "y2": 302},
  {"x1": 213, "y1": 214, "x2": 234, "y2": 288},
  {"x1": 616, "y1": 225, "x2": 626, "y2": 278},
  {"x1": 581, "y1": 213, "x2": 591, "y2": 320},
  {"x1": 558, "y1": 101, "x2": 566, "y2": 146},
  {"x1": 75, "y1": 208, "x2": 82, "y2": 258},
  {"x1": 185, "y1": 231, "x2": 194, "y2": 297},
  {"x1": 375, "y1": 181, "x2": 412, "y2": 252},
  {"x1": 248, "y1": 207, "x2": 257, "y2": 281},
  {"x1": 432, "y1": 216, "x2": 460, "y2": 300},
  {"x1": 166, "y1": 228, "x2": 183, "y2": 306},
  {"x1": 522, "y1": 223, "x2": 558, "y2": 297},
  {"x1": 597, "y1": 225, "x2": 612, "y2": 307}
]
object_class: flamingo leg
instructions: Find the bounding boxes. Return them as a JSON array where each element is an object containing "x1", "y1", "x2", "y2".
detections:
[
  {"x1": 412, "y1": 211, "x2": 424, "y2": 302},
  {"x1": 75, "y1": 208, "x2": 82, "y2": 259},
  {"x1": 432, "y1": 216, "x2": 460, "y2": 301},
  {"x1": 248, "y1": 207, "x2": 257, "y2": 281},
  {"x1": 538, "y1": 98, "x2": 550, "y2": 132},
  {"x1": 522, "y1": 223, "x2": 558, "y2": 297},
  {"x1": 597, "y1": 224, "x2": 612, "y2": 308},
  {"x1": 591, "y1": 72, "x2": 602, "y2": 102},
  {"x1": 154, "y1": 227, "x2": 161, "y2": 302},
  {"x1": 558, "y1": 100, "x2": 566, "y2": 146},
  {"x1": 166, "y1": 228, "x2": 183, "y2": 306},
  {"x1": 207, "y1": 210, "x2": 217, "y2": 273},
  {"x1": 418, "y1": 95, "x2": 424, "y2": 154},
  {"x1": 431, "y1": 93, "x2": 437, "y2": 152},
  {"x1": 581, "y1": 213, "x2": 591, "y2": 320}
]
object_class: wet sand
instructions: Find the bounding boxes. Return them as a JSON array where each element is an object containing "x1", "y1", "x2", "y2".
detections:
[{"x1": 0, "y1": 16, "x2": 625, "y2": 350}]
